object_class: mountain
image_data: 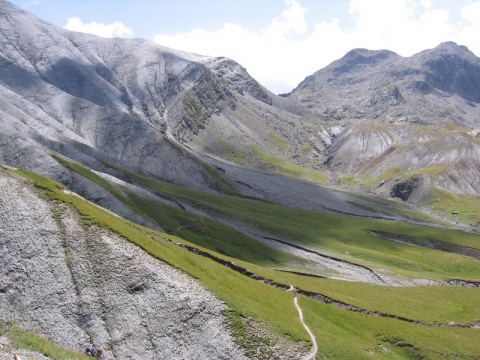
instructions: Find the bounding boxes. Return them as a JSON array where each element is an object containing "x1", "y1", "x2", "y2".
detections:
[
  {"x1": 289, "y1": 42, "x2": 480, "y2": 126},
  {"x1": 0, "y1": 0, "x2": 219, "y2": 189},
  {"x1": 1, "y1": 1, "x2": 480, "y2": 359},
  {"x1": 3, "y1": 0, "x2": 480, "y2": 214},
  {"x1": 0, "y1": 0, "x2": 314, "y2": 193},
  {"x1": 0, "y1": 0, "x2": 418, "y2": 222},
  {"x1": 286, "y1": 42, "x2": 480, "y2": 213}
]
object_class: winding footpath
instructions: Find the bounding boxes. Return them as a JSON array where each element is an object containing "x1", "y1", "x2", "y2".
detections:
[
  {"x1": 295, "y1": 297, "x2": 318, "y2": 360},
  {"x1": 288, "y1": 286, "x2": 318, "y2": 360}
]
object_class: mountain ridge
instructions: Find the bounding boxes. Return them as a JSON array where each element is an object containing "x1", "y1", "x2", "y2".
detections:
[{"x1": 2, "y1": 0, "x2": 480, "y2": 224}]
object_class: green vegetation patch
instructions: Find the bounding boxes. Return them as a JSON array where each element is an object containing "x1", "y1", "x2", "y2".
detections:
[
  {"x1": 379, "y1": 166, "x2": 405, "y2": 181},
  {"x1": 427, "y1": 187, "x2": 480, "y2": 226},
  {"x1": 336, "y1": 173, "x2": 356, "y2": 188},
  {"x1": 260, "y1": 272, "x2": 480, "y2": 324},
  {"x1": 218, "y1": 139, "x2": 246, "y2": 163},
  {"x1": 402, "y1": 164, "x2": 450, "y2": 181},
  {"x1": 300, "y1": 142, "x2": 313, "y2": 153},
  {"x1": 0, "y1": 320, "x2": 90, "y2": 360},
  {"x1": 269, "y1": 132, "x2": 288, "y2": 151},
  {"x1": 301, "y1": 298, "x2": 480, "y2": 360},
  {"x1": 251, "y1": 145, "x2": 328, "y2": 184}
]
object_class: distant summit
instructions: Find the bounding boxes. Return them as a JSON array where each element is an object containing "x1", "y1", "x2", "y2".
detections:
[{"x1": 289, "y1": 41, "x2": 480, "y2": 126}]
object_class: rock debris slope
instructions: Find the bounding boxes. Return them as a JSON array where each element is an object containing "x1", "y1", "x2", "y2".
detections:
[{"x1": 0, "y1": 168, "x2": 246, "y2": 360}]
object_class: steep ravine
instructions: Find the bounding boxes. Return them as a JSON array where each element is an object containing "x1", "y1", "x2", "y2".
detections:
[{"x1": 0, "y1": 169, "x2": 247, "y2": 360}]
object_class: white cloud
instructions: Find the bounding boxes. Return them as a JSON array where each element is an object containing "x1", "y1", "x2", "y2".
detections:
[
  {"x1": 154, "y1": 0, "x2": 319, "y2": 93},
  {"x1": 64, "y1": 17, "x2": 133, "y2": 38},
  {"x1": 460, "y1": 0, "x2": 480, "y2": 24},
  {"x1": 420, "y1": 0, "x2": 432, "y2": 9},
  {"x1": 264, "y1": 0, "x2": 307, "y2": 37},
  {"x1": 153, "y1": 0, "x2": 480, "y2": 94},
  {"x1": 455, "y1": 1, "x2": 480, "y2": 55},
  {"x1": 347, "y1": 0, "x2": 456, "y2": 55}
]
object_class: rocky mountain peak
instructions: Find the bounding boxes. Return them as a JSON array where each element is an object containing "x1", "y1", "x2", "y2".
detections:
[
  {"x1": 290, "y1": 48, "x2": 400, "y2": 96},
  {"x1": 327, "y1": 48, "x2": 400, "y2": 79},
  {"x1": 429, "y1": 41, "x2": 474, "y2": 56},
  {"x1": 412, "y1": 42, "x2": 480, "y2": 103},
  {"x1": 340, "y1": 48, "x2": 400, "y2": 67},
  {"x1": 204, "y1": 57, "x2": 272, "y2": 105}
]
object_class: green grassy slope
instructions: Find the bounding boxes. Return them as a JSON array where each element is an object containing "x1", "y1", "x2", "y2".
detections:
[
  {"x1": 261, "y1": 273, "x2": 480, "y2": 325},
  {"x1": 120, "y1": 164, "x2": 480, "y2": 282},
  {"x1": 427, "y1": 187, "x2": 480, "y2": 227},
  {"x1": 0, "y1": 320, "x2": 90, "y2": 360},
  {"x1": 301, "y1": 298, "x2": 480, "y2": 360},
  {"x1": 10, "y1": 164, "x2": 480, "y2": 359}
]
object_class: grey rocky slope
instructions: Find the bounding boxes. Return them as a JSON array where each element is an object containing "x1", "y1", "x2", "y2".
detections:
[
  {"x1": 0, "y1": 0, "x2": 311, "y2": 199},
  {"x1": 0, "y1": 167, "x2": 247, "y2": 360},
  {"x1": 0, "y1": 0, "x2": 420, "y2": 223},
  {"x1": 0, "y1": 0, "x2": 213, "y2": 189},
  {"x1": 0, "y1": 0, "x2": 310, "y2": 181}
]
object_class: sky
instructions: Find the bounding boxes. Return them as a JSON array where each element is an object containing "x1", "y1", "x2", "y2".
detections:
[{"x1": 9, "y1": 0, "x2": 480, "y2": 94}]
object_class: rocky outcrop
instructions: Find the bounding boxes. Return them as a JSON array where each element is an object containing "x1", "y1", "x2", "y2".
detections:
[
  {"x1": 0, "y1": 169, "x2": 246, "y2": 359},
  {"x1": 204, "y1": 57, "x2": 272, "y2": 105},
  {"x1": 421, "y1": 42, "x2": 480, "y2": 103},
  {"x1": 179, "y1": 64, "x2": 237, "y2": 139},
  {"x1": 390, "y1": 177, "x2": 421, "y2": 201}
]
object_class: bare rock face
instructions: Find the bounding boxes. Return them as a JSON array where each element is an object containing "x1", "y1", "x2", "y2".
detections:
[
  {"x1": 390, "y1": 177, "x2": 421, "y2": 201},
  {"x1": 204, "y1": 57, "x2": 272, "y2": 105},
  {"x1": 421, "y1": 42, "x2": 480, "y2": 103},
  {"x1": 0, "y1": 169, "x2": 246, "y2": 360},
  {"x1": 289, "y1": 42, "x2": 480, "y2": 128}
]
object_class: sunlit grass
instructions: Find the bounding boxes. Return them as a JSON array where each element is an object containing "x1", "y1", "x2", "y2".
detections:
[
  {"x1": 301, "y1": 298, "x2": 480, "y2": 360},
  {"x1": 427, "y1": 187, "x2": 480, "y2": 226},
  {"x1": 11, "y1": 166, "x2": 480, "y2": 358},
  {"x1": 0, "y1": 320, "x2": 90, "y2": 360},
  {"x1": 251, "y1": 145, "x2": 328, "y2": 184}
]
